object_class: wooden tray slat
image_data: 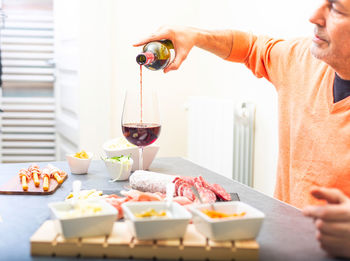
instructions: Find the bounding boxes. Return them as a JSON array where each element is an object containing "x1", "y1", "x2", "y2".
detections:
[
  {"x1": 31, "y1": 220, "x2": 259, "y2": 261},
  {"x1": 182, "y1": 225, "x2": 207, "y2": 247}
]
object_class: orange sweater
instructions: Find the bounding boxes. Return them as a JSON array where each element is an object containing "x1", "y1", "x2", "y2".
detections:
[{"x1": 226, "y1": 31, "x2": 350, "y2": 209}]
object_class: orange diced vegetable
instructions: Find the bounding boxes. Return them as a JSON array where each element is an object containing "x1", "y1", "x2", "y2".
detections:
[{"x1": 201, "y1": 209, "x2": 246, "y2": 219}]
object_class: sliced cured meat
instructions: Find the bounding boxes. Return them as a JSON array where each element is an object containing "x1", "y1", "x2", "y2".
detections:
[
  {"x1": 182, "y1": 185, "x2": 196, "y2": 201},
  {"x1": 129, "y1": 171, "x2": 232, "y2": 202},
  {"x1": 179, "y1": 176, "x2": 196, "y2": 186},
  {"x1": 138, "y1": 192, "x2": 163, "y2": 201},
  {"x1": 198, "y1": 176, "x2": 210, "y2": 189},
  {"x1": 177, "y1": 183, "x2": 187, "y2": 197},
  {"x1": 174, "y1": 178, "x2": 187, "y2": 196},
  {"x1": 198, "y1": 176, "x2": 231, "y2": 201},
  {"x1": 172, "y1": 196, "x2": 193, "y2": 205},
  {"x1": 208, "y1": 183, "x2": 231, "y2": 201},
  {"x1": 120, "y1": 189, "x2": 164, "y2": 201},
  {"x1": 197, "y1": 187, "x2": 217, "y2": 203}
]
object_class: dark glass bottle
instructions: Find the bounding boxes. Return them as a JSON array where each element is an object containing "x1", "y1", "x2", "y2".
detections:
[{"x1": 136, "y1": 40, "x2": 174, "y2": 71}]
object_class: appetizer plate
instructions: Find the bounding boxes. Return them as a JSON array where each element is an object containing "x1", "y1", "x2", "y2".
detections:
[
  {"x1": 188, "y1": 201, "x2": 265, "y2": 241},
  {"x1": 49, "y1": 199, "x2": 117, "y2": 238},
  {"x1": 122, "y1": 201, "x2": 191, "y2": 240}
]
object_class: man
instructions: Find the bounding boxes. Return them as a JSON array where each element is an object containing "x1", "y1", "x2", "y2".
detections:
[{"x1": 134, "y1": 0, "x2": 350, "y2": 258}]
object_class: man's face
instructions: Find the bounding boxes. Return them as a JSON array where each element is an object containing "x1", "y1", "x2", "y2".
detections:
[{"x1": 309, "y1": 0, "x2": 350, "y2": 72}]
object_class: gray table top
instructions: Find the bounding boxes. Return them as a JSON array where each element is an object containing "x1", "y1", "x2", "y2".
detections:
[{"x1": 0, "y1": 157, "x2": 336, "y2": 261}]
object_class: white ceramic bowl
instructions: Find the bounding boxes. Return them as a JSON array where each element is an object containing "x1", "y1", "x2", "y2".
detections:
[
  {"x1": 103, "y1": 138, "x2": 159, "y2": 171},
  {"x1": 103, "y1": 157, "x2": 134, "y2": 181},
  {"x1": 49, "y1": 199, "x2": 118, "y2": 238},
  {"x1": 66, "y1": 152, "x2": 93, "y2": 174},
  {"x1": 122, "y1": 201, "x2": 191, "y2": 240},
  {"x1": 188, "y1": 201, "x2": 265, "y2": 241}
]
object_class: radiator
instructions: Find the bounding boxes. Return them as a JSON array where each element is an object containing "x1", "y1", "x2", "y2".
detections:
[
  {"x1": 0, "y1": 10, "x2": 55, "y2": 163},
  {"x1": 187, "y1": 97, "x2": 255, "y2": 186}
]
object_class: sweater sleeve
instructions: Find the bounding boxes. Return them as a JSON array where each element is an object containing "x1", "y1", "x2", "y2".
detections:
[{"x1": 225, "y1": 30, "x2": 311, "y2": 88}]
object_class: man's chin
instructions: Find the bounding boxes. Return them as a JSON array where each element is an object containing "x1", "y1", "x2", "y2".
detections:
[{"x1": 310, "y1": 44, "x2": 326, "y2": 60}]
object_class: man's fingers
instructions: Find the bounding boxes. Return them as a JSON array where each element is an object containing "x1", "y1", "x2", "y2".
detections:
[
  {"x1": 133, "y1": 32, "x2": 169, "y2": 47},
  {"x1": 317, "y1": 232, "x2": 350, "y2": 258},
  {"x1": 310, "y1": 187, "x2": 347, "y2": 204},
  {"x1": 303, "y1": 204, "x2": 350, "y2": 221},
  {"x1": 315, "y1": 219, "x2": 350, "y2": 238},
  {"x1": 164, "y1": 53, "x2": 186, "y2": 73}
]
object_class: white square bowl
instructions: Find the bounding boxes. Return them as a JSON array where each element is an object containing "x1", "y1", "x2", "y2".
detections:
[
  {"x1": 122, "y1": 201, "x2": 191, "y2": 240},
  {"x1": 188, "y1": 201, "x2": 265, "y2": 241},
  {"x1": 103, "y1": 138, "x2": 159, "y2": 171},
  {"x1": 49, "y1": 199, "x2": 118, "y2": 238}
]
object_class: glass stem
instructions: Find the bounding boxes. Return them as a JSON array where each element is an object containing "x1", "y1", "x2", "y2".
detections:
[{"x1": 139, "y1": 146, "x2": 144, "y2": 170}]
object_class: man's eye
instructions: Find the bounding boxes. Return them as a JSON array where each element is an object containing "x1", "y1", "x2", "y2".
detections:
[{"x1": 330, "y1": 4, "x2": 341, "y2": 13}]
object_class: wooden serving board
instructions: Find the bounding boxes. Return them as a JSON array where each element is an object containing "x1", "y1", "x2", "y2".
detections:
[
  {"x1": 31, "y1": 220, "x2": 258, "y2": 261},
  {"x1": 0, "y1": 173, "x2": 68, "y2": 195}
]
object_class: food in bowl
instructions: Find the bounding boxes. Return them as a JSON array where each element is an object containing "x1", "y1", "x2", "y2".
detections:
[
  {"x1": 122, "y1": 201, "x2": 191, "y2": 240},
  {"x1": 134, "y1": 208, "x2": 168, "y2": 218},
  {"x1": 74, "y1": 150, "x2": 89, "y2": 159},
  {"x1": 201, "y1": 209, "x2": 246, "y2": 219},
  {"x1": 189, "y1": 201, "x2": 265, "y2": 241},
  {"x1": 49, "y1": 199, "x2": 117, "y2": 238},
  {"x1": 66, "y1": 151, "x2": 93, "y2": 174},
  {"x1": 107, "y1": 137, "x2": 136, "y2": 149},
  {"x1": 102, "y1": 155, "x2": 133, "y2": 181},
  {"x1": 65, "y1": 189, "x2": 103, "y2": 201},
  {"x1": 56, "y1": 201, "x2": 104, "y2": 219},
  {"x1": 103, "y1": 137, "x2": 159, "y2": 171}
]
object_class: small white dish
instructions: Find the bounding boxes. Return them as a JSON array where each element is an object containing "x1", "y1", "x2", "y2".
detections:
[
  {"x1": 103, "y1": 137, "x2": 159, "y2": 171},
  {"x1": 122, "y1": 201, "x2": 191, "y2": 240},
  {"x1": 188, "y1": 201, "x2": 265, "y2": 241},
  {"x1": 66, "y1": 152, "x2": 93, "y2": 174},
  {"x1": 103, "y1": 157, "x2": 133, "y2": 181},
  {"x1": 49, "y1": 199, "x2": 118, "y2": 238}
]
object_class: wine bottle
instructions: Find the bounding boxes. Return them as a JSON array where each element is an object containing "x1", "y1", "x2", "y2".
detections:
[{"x1": 136, "y1": 40, "x2": 174, "y2": 71}]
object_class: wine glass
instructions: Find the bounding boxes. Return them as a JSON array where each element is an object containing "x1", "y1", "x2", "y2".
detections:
[{"x1": 121, "y1": 88, "x2": 161, "y2": 170}]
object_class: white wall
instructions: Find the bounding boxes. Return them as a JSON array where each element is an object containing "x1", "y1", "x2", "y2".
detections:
[{"x1": 72, "y1": 0, "x2": 318, "y2": 196}]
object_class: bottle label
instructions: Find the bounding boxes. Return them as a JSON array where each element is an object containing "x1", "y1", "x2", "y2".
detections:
[{"x1": 143, "y1": 52, "x2": 155, "y2": 65}]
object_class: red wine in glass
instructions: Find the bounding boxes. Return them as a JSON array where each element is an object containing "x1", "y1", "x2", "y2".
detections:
[
  {"x1": 122, "y1": 123, "x2": 161, "y2": 147},
  {"x1": 121, "y1": 88, "x2": 160, "y2": 170}
]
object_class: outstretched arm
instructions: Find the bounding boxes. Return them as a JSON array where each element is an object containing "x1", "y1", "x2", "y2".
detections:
[{"x1": 134, "y1": 26, "x2": 233, "y2": 73}]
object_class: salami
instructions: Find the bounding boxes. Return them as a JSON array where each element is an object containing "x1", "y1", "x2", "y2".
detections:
[
  {"x1": 129, "y1": 171, "x2": 232, "y2": 202},
  {"x1": 209, "y1": 183, "x2": 232, "y2": 201},
  {"x1": 129, "y1": 170, "x2": 177, "y2": 193},
  {"x1": 197, "y1": 187, "x2": 217, "y2": 203},
  {"x1": 198, "y1": 176, "x2": 231, "y2": 201}
]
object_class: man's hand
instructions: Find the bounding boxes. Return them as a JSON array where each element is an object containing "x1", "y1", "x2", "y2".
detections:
[
  {"x1": 133, "y1": 26, "x2": 198, "y2": 73},
  {"x1": 303, "y1": 187, "x2": 350, "y2": 258},
  {"x1": 134, "y1": 26, "x2": 233, "y2": 73}
]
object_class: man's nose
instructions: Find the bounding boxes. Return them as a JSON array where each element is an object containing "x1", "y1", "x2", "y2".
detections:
[{"x1": 309, "y1": 1, "x2": 327, "y2": 27}]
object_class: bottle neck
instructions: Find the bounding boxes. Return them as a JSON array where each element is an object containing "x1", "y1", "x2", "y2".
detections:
[{"x1": 136, "y1": 52, "x2": 155, "y2": 65}]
